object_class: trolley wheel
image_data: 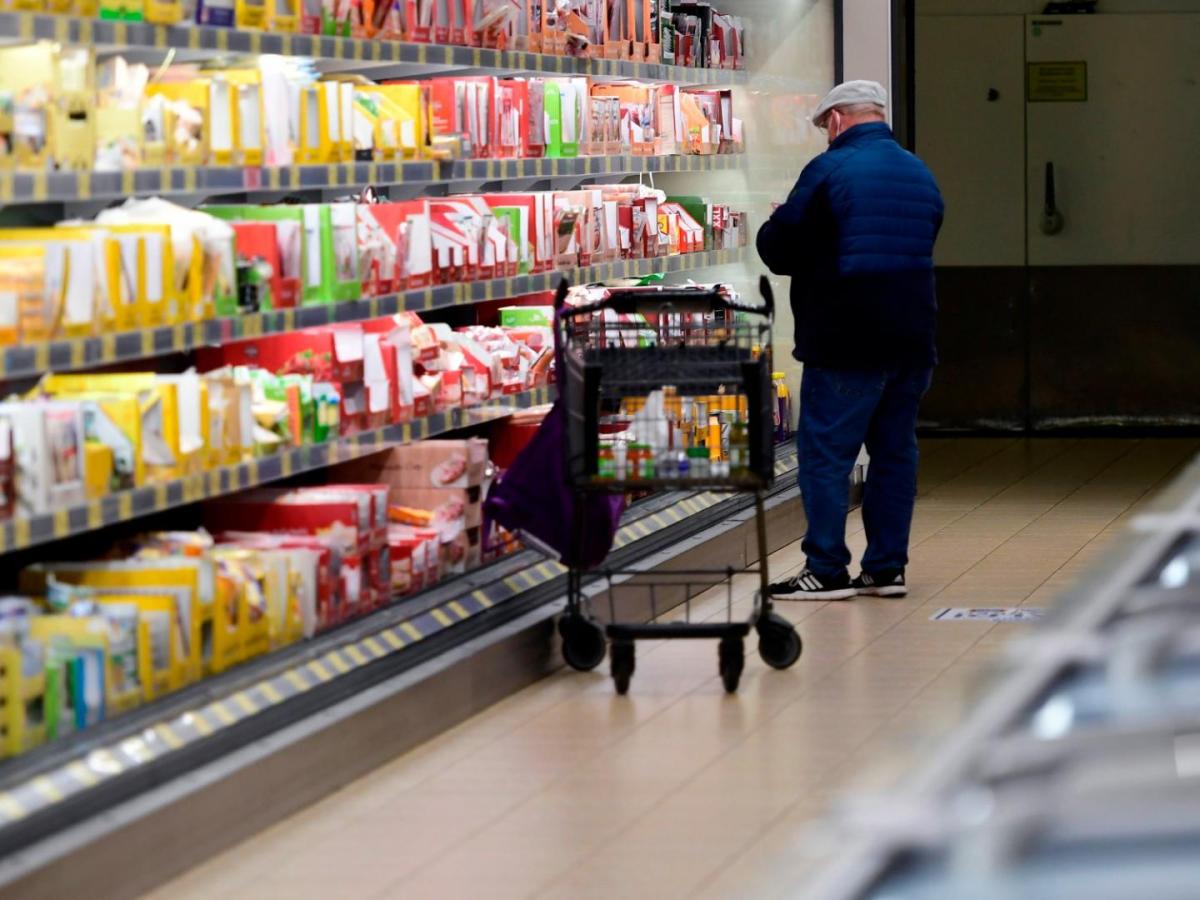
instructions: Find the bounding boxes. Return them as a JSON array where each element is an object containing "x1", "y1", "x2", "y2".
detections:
[
  {"x1": 756, "y1": 613, "x2": 803, "y2": 670},
  {"x1": 611, "y1": 640, "x2": 636, "y2": 695},
  {"x1": 718, "y1": 636, "x2": 744, "y2": 693},
  {"x1": 559, "y1": 615, "x2": 607, "y2": 672}
]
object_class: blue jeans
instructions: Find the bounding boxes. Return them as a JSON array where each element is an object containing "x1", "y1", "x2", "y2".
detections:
[{"x1": 797, "y1": 365, "x2": 933, "y2": 579}]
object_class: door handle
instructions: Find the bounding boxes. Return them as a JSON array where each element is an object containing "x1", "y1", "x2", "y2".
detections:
[{"x1": 1041, "y1": 161, "x2": 1065, "y2": 235}]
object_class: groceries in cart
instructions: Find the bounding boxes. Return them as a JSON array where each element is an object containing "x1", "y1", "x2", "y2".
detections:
[{"x1": 536, "y1": 276, "x2": 802, "y2": 693}]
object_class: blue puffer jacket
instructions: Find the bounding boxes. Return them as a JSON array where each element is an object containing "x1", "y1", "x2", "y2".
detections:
[{"x1": 757, "y1": 122, "x2": 944, "y2": 369}]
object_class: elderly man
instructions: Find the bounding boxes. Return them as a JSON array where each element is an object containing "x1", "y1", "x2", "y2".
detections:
[{"x1": 758, "y1": 80, "x2": 944, "y2": 601}]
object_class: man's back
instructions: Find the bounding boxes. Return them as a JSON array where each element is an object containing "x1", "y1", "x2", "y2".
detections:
[{"x1": 758, "y1": 122, "x2": 944, "y2": 369}]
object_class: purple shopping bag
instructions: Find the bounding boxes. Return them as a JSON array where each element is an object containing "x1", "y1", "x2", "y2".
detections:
[{"x1": 484, "y1": 399, "x2": 625, "y2": 570}]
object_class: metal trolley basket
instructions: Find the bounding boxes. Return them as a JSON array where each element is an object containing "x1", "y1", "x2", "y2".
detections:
[{"x1": 555, "y1": 277, "x2": 801, "y2": 694}]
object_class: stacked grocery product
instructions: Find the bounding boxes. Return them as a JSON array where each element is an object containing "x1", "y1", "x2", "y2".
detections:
[
  {"x1": 0, "y1": 45, "x2": 743, "y2": 172},
  {"x1": 0, "y1": 0, "x2": 756, "y2": 784},
  {"x1": 0, "y1": 189, "x2": 744, "y2": 345},
  {"x1": 661, "y1": 3, "x2": 744, "y2": 68},
  {"x1": 0, "y1": 311, "x2": 551, "y2": 519},
  {"x1": 0, "y1": 0, "x2": 745, "y2": 65},
  {"x1": 0, "y1": 434, "x2": 519, "y2": 757}
]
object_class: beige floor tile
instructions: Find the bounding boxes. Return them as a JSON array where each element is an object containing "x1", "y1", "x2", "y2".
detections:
[{"x1": 150, "y1": 438, "x2": 1193, "y2": 900}]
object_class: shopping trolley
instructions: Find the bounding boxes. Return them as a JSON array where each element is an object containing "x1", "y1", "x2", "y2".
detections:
[{"x1": 555, "y1": 277, "x2": 801, "y2": 694}]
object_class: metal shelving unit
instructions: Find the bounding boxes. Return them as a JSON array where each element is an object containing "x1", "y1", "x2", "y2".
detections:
[
  {"x1": 0, "y1": 387, "x2": 552, "y2": 555},
  {"x1": 0, "y1": 12, "x2": 757, "y2": 851},
  {"x1": 0, "y1": 248, "x2": 747, "y2": 380},
  {"x1": 0, "y1": 11, "x2": 748, "y2": 84},
  {"x1": 0, "y1": 447, "x2": 800, "y2": 848},
  {"x1": 0, "y1": 153, "x2": 749, "y2": 206}
]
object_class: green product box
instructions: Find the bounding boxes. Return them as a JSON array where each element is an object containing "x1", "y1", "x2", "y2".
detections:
[
  {"x1": 499, "y1": 306, "x2": 555, "y2": 328},
  {"x1": 667, "y1": 195, "x2": 713, "y2": 251}
]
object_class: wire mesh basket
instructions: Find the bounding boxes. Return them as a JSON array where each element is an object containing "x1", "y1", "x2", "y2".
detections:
[{"x1": 558, "y1": 283, "x2": 775, "y2": 492}]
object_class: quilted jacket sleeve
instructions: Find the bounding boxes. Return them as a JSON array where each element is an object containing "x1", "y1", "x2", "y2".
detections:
[{"x1": 756, "y1": 153, "x2": 834, "y2": 277}]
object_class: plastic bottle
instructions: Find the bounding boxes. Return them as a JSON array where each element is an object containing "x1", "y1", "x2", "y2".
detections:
[
  {"x1": 597, "y1": 446, "x2": 616, "y2": 479},
  {"x1": 729, "y1": 420, "x2": 749, "y2": 476},
  {"x1": 687, "y1": 446, "x2": 710, "y2": 479}
]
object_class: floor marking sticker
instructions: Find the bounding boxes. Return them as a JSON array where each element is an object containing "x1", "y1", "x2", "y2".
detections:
[{"x1": 931, "y1": 607, "x2": 1045, "y2": 623}]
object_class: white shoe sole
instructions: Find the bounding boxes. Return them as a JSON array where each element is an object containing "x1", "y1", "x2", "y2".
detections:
[
  {"x1": 856, "y1": 586, "x2": 908, "y2": 597},
  {"x1": 772, "y1": 587, "x2": 858, "y2": 601}
]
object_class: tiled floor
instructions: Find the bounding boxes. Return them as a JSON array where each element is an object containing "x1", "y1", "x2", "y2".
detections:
[{"x1": 148, "y1": 438, "x2": 1199, "y2": 900}]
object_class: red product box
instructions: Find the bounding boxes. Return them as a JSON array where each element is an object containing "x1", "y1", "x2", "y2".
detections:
[
  {"x1": 231, "y1": 222, "x2": 299, "y2": 310},
  {"x1": 362, "y1": 318, "x2": 415, "y2": 423},
  {"x1": 216, "y1": 531, "x2": 344, "y2": 634},
  {"x1": 292, "y1": 486, "x2": 390, "y2": 607},
  {"x1": 390, "y1": 525, "x2": 443, "y2": 592},
  {"x1": 205, "y1": 489, "x2": 379, "y2": 612},
  {"x1": 388, "y1": 534, "x2": 421, "y2": 595},
  {"x1": 196, "y1": 327, "x2": 365, "y2": 383},
  {"x1": 356, "y1": 201, "x2": 435, "y2": 295}
]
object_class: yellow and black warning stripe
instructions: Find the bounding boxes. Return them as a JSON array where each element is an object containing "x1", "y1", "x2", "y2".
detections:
[
  {"x1": 0, "y1": 249, "x2": 747, "y2": 381},
  {"x1": 0, "y1": 387, "x2": 552, "y2": 557},
  {"x1": 0, "y1": 156, "x2": 747, "y2": 208},
  {"x1": 0, "y1": 449, "x2": 798, "y2": 829}
]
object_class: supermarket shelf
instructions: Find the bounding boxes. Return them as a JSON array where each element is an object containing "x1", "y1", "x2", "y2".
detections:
[
  {"x1": 0, "y1": 11, "x2": 748, "y2": 85},
  {"x1": 0, "y1": 248, "x2": 749, "y2": 380},
  {"x1": 0, "y1": 386, "x2": 551, "y2": 557},
  {"x1": 0, "y1": 153, "x2": 748, "y2": 206},
  {"x1": 0, "y1": 447, "x2": 803, "y2": 855}
]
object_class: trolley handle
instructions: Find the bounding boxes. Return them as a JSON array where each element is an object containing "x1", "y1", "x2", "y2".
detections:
[{"x1": 556, "y1": 283, "x2": 773, "y2": 321}]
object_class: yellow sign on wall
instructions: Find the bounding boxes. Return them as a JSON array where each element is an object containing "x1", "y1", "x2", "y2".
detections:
[{"x1": 1027, "y1": 61, "x2": 1088, "y2": 102}]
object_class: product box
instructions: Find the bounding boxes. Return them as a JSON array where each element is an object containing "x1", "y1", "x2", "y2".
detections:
[
  {"x1": 499, "y1": 305, "x2": 554, "y2": 328},
  {"x1": 217, "y1": 532, "x2": 339, "y2": 636},
  {"x1": 355, "y1": 200, "x2": 434, "y2": 295},
  {"x1": 393, "y1": 486, "x2": 482, "y2": 528},
  {"x1": 198, "y1": 327, "x2": 366, "y2": 383},
  {"x1": 205, "y1": 489, "x2": 380, "y2": 611},
  {"x1": 24, "y1": 558, "x2": 213, "y2": 683},
  {"x1": 336, "y1": 438, "x2": 488, "y2": 494},
  {"x1": 231, "y1": 221, "x2": 299, "y2": 310},
  {"x1": 0, "y1": 402, "x2": 87, "y2": 516}
]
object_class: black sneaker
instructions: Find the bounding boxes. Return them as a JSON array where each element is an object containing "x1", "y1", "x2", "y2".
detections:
[
  {"x1": 769, "y1": 568, "x2": 857, "y2": 601},
  {"x1": 852, "y1": 570, "x2": 907, "y2": 597}
]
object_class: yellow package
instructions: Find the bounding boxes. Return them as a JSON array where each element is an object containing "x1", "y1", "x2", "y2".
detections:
[
  {"x1": 30, "y1": 598, "x2": 142, "y2": 713},
  {"x1": 211, "y1": 550, "x2": 269, "y2": 663},
  {"x1": 158, "y1": 372, "x2": 210, "y2": 476},
  {"x1": 42, "y1": 373, "x2": 185, "y2": 482},
  {"x1": 143, "y1": 0, "x2": 184, "y2": 24},
  {"x1": 202, "y1": 370, "x2": 246, "y2": 467},
  {"x1": 258, "y1": 548, "x2": 304, "y2": 648},
  {"x1": 83, "y1": 443, "x2": 116, "y2": 498},
  {"x1": 365, "y1": 84, "x2": 426, "y2": 161},
  {"x1": 0, "y1": 44, "x2": 96, "y2": 171},
  {"x1": 0, "y1": 640, "x2": 47, "y2": 758},
  {"x1": 78, "y1": 591, "x2": 186, "y2": 700},
  {"x1": 67, "y1": 393, "x2": 145, "y2": 490},
  {"x1": 27, "y1": 614, "x2": 109, "y2": 737},
  {"x1": 297, "y1": 82, "x2": 334, "y2": 164},
  {"x1": 0, "y1": 245, "x2": 47, "y2": 347},
  {"x1": 145, "y1": 81, "x2": 210, "y2": 165},
  {"x1": 23, "y1": 559, "x2": 209, "y2": 686},
  {"x1": 104, "y1": 223, "x2": 176, "y2": 326},
  {"x1": 0, "y1": 228, "x2": 104, "y2": 340},
  {"x1": 267, "y1": 0, "x2": 299, "y2": 33}
]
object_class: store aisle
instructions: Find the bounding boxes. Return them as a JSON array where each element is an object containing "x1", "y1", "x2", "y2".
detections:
[{"x1": 148, "y1": 438, "x2": 1198, "y2": 900}]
